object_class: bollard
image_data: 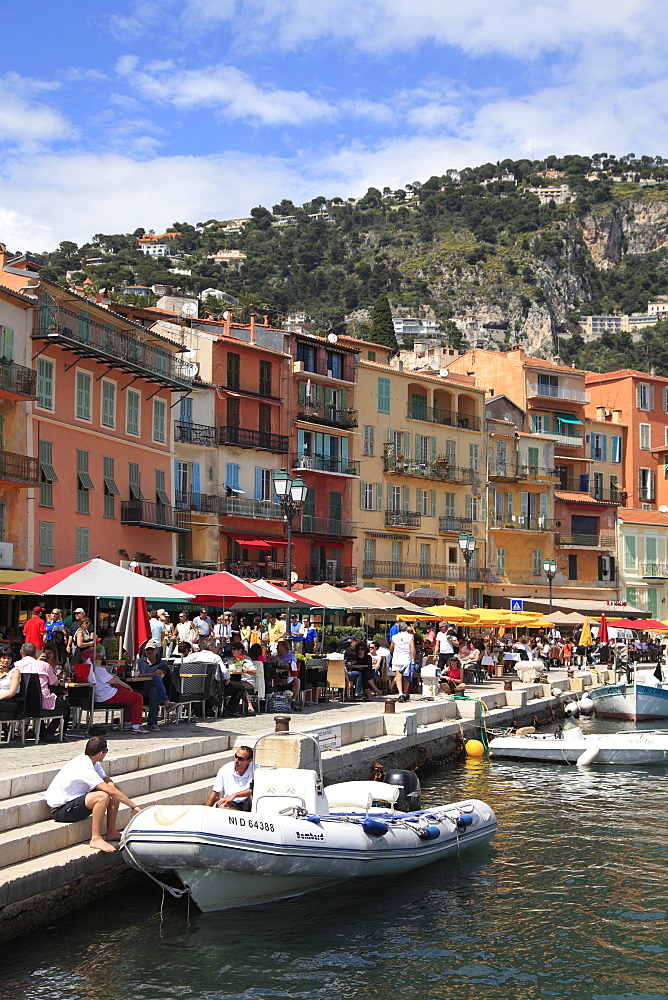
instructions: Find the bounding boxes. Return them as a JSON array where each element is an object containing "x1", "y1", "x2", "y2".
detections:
[
  {"x1": 384, "y1": 699, "x2": 396, "y2": 714},
  {"x1": 503, "y1": 678, "x2": 514, "y2": 692},
  {"x1": 274, "y1": 715, "x2": 291, "y2": 732}
]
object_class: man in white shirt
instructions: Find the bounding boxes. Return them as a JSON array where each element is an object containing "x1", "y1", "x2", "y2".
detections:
[
  {"x1": 205, "y1": 745, "x2": 257, "y2": 810},
  {"x1": 44, "y1": 736, "x2": 140, "y2": 852},
  {"x1": 193, "y1": 608, "x2": 214, "y2": 639},
  {"x1": 434, "y1": 623, "x2": 459, "y2": 671},
  {"x1": 179, "y1": 639, "x2": 244, "y2": 716},
  {"x1": 16, "y1": 642, "x2": 70, "y2": 740}
]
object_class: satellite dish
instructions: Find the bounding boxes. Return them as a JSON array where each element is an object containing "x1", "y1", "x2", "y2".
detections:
[
  {"x1": 429, "y1": 360, "x2": 439, "y2": 370},
  {"x1": 660, "y1": 505, "x2": 668, "y2": 513},
  {"x1": 222, "y1": 309, "x2": 230, "y2": 320},
  {"x1": 291, "y1": 571, "x2": 299, "y2": 583},
  {"x1": 183, "y1": 348, "x2": 196, "y2": 359},
  {"x1": 327, "y1": 333, "x2": 338, "y2": 343},
  {"x1": 439, "y1": 368, "x2": 449, "y2": 378}
]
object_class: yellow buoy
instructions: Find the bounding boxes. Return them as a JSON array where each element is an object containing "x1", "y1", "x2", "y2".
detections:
[{"x1": 465, "y1": 739, "x2": 485, "y2": 757}]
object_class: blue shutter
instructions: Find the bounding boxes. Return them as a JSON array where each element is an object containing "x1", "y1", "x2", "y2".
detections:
[
  {"x1": 255, "y1": 466, "x2": 263, "y2": 501},
  {"x1": 590, "y1": 435, "x2": 596, "y2": 459},
  {"x1": 225, "y1": 462, "x2": 239, "y2": 489},
  {"x1": 298, "y1": 429, "x2": 305, "y2": 456},
  {"x1": 173, "y1": 459, "x2": 179, "y2": 494},
  {"x1": 601, "y1": 434, "x2": 608, "y2": 461},
  {"x1": 192, "y1": 462, "x2": 201, "y2": 509}
]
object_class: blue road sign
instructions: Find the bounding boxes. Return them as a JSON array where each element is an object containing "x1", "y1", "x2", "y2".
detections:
[{"x1": 510, "y1": 599, "x2": 524, "y2": 612}]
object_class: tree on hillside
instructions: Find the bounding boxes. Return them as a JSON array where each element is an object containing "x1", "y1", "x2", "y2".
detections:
[{"x1": 369, "y1": 294, "x2": 398, "y2": 352}]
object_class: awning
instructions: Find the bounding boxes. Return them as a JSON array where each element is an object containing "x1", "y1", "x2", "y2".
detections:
[
  {"x1": 556, "y1": 413, "x2": 583, "y2": 425},
  {"x1": 227, "y1": 534, "x2": 272, "y2": 548},
  {"x1": 226, "y1": 485, "x2": 246, "y2": 494},
  {"x1": 0, "y1": 569, "x2": 43, "y2": 594},
  {"x1": 265, "y1": 539, "x2": 288, "y2": 548}
]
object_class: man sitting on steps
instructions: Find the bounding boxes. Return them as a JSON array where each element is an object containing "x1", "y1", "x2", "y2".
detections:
[{"x1": 44, "y1": 736, "x2": 140, "y2": 853}]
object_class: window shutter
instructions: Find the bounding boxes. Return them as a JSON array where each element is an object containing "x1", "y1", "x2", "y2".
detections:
[
  {"x1": 539, "y1": 493, "x2": 547, "y2": 520},
  {"x1": 404, "y1": 432, "x2": 411, "y2": 459},
  {"x1": 649, "y1": 385, "x2": 655, "y2": 409},
  {"x1": 255, "y1": 467, "x2": 264, "y2": 501},
  {"x1": 360, "y1": 481, "x2": 367, "y2": 508},
  {"x1": 590, "y1": 435, "x2": 596, "y2": 459},
  {"x1": 601, "y1": 434, "x2": 608, "y2": 461},
  {"x1": 298, "y1": 381, "x2": 306, "y2": 404},
  {"x1": 507, "y1": 492, "x2": 513, "y2": 518},
  {"x1": 527, "y1": 446, "x2": 538, "y2": 468},
  {"x1": 466, "y1": 494, "x2": 472, "y2": 519},
  {"x1": 480, "y1": 495, "x2": 487, "y2": 522},
  {"x1": 376, "y1": 483, "x2": 383, "y2": 510},
  {"x1": 402, "y1": 485, "x2": 410, "y2": 511},
  {"x1": 521, "y1": 491, "x2": 529, "y2": 520},
  {"x1": 650, "y1": 468, "x2": 656, "y2": 497},
  {"x1": 192, "y1": 462, "x2": 201, "y2": 500},
  {"x1": 430, "y1": 490, "x2": 436, "y2": 516},
  {"x1": 416, "y1": 488, "x2": 423, "y2": 512},
  {"x1": 2, "y1": 327, "x2": 14, "y2": 361}
]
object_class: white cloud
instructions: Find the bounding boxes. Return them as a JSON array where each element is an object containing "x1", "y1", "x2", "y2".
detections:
[
  {"x1": 0, "y1": 73, "x2": 73, "y2": 150},
  {"x1": 116, "y1": 55, "x2": 336, "y2": 126}
]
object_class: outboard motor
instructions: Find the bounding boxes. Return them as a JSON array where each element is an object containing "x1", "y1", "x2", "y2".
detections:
[{"x1": 384, "y1": 770, "x2": 421, "y2": 812}]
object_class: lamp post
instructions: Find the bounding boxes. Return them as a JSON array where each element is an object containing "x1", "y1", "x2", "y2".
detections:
[
  {"x1": 543, "y1": 557, "x2": 557, "y2": 614},
  {"x1": 273, "y1": 469, "x2": 308, "y2": 590},
  {"x1": 458, "y1": 531, "x2": 477, "y2": 610}
]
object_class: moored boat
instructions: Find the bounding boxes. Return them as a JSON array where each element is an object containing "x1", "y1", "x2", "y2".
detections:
[
  {"x1": 489, "y1": 725, "x2": 668, "y2": 765},
  {"x1": 589, "y1": 667, "x2": 668, "y2": 722},
  {"x1": 120, "y1": 733, "x2": 497, "y2": 911}
]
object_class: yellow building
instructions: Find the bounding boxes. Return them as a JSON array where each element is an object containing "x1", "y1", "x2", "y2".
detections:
[{"x1": 353, "y1": 351, "x2": 487, "y2": 604}]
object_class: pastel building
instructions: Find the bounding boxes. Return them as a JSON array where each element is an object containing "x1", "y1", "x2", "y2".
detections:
[{"x1": 617, "y1": 508, "x2": 668, "y2": 617}]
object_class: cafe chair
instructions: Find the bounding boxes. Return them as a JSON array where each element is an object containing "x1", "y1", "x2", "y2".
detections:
[
  {"x1": 0, "y1": 674, "x2": 28, "y2": 745},
  {"x1": 326, "y1": 654, "x2": 353, "y2": 702},
  {"x1": 24, "y1": 674, "x2": 66, "y2": 744},
  {"x1": 171, "y1": 662, "x2": 208, "y2": 722}
]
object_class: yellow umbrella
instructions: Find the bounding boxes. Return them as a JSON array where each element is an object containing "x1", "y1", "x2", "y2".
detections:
[
  {"x1": 421, "y1": 604, "x2": 478, "y2": 622},
  {"x1": 579, "y1": 616, "x2": 594, "y2": 646}
]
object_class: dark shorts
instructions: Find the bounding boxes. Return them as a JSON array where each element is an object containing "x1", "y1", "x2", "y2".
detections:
[{"x1": 51, "y1": 793, "x2": 92, "y2": 824}]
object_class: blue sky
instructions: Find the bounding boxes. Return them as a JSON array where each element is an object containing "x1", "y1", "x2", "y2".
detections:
[{"x1": 2, "y1": 0, "x2": 668, "y2": 249}]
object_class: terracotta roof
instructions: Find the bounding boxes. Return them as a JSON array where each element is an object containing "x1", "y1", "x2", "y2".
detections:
[
  {"x1": 585, "y1": 369, "x2": 668, "y2": 385},
  {"x1": 517, "y1": 430, "x2": 552, "y2": 440},
  {"x1": 554, "y1": 490, "x2": 609, "y2": 506},
  {"x1": 358, "y1": 359, "x2": 483, "y2": 391},
  {"x1": 524, "y1": 357, "x2": 587, "y2": 375},
  {"x1": 618, "y1": 508, "x2": 668, "y2": 526}
]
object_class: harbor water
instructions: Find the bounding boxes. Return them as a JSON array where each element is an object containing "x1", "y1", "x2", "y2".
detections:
[{"x1": 2, "y1": 729, "x2": 668, "y2": 1000}]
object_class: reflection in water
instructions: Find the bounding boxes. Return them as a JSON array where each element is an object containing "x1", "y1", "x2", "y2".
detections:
[{"x1": 2, "y1": 753, "x2": 668, "y2": 1000}]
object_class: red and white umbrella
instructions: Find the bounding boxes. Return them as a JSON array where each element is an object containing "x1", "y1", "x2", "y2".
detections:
[
  {"x1": 598, "y1": 614, "x2": 609, "y2": 644},
  {"x1": 0, "y1": 558, "x2": 195, "y2": 601},
  {"x1": 170, "y1": 570, "x2": 297, "y2": 608},
  {"x1": 115, "y1": 563, "x2": 152, "y2": 662}
]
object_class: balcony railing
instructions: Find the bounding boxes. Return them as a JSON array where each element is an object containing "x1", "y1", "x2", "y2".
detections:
[
  {"x1": 175, "y1": 492, "x2": 226, "y2": 515},
  {"x1": 220, "y1": 426, "x2": 289, "y2": 453},
  {"x1": 294, "y1": 358, "x2": 357, "y2": 383},
  {"x1": 226, "y1": 560, "x2": 287, "y2": 579},
  {"x1": 527, "y1": 382, "x2": 590, "y2": 403},
  {"x1": 556, "y1": 479, "x2": 627, "y2": 504},
  {"x1": 297, "y1": 402, "x2": 358, "y2": 428},
  {"x1": 385, "y1": 510, "x2": 421, "y2": 528},
  {"x1": 33, "y1": 301, "x2": 193, "y2": 389},
  {"x1": 306, "y1": 564, "x2": 357, "y2": 584},
  {"x1": 548, "y1": 432, "x2": 584, "y2": 448},
  {"x1": 518, "y1": 465, "x2": 560, "y2": 481},
  {"x1": 362, "y1": 560, "x2": 491, "y2": 583},
  {"x1": 408, "y1": 405, "x2": 482, "y2": 432},
  {"x1": 120, "y1": 500, "x2": 190, "y2": 532},
  {"x1": 556, "y1": 533, "x2": 615, "y2": 548},
  {"x1": 490, "y1": 515, "x2": 556, "y2": 531},
  {"x1": 489, "y1": 463, "x2": 519, "y2": 479},
  {"x1": 291, "y1": 454, "x2": 360, "y2": 476},
  {"x1": 638, "y1": 488, "x2": 655, "y2": 502},
  {"x1": 174, "y1": 421, "x2": 217, "y2": 446},
  {"x1": 219, "y1": 497, "x2": 284, "y2": 520},
  {"x1": 642, "y1": 563, "x2": 668, "y2": 578},
  {"x1": 439, "y1": 516, "x2": 474, "y2": 533},
  {"x1": 383, "y1": 449, "x2": 474, "y2": 483},
  {"x1": 298, "y1": 515, "x2": 356, "y2": 537},
  {"x1": 0, "y1": 359, "x2": 37, "y2": 399},
  {"x1": 0, "y1": 450, "x2": 39, "y2": 486}
]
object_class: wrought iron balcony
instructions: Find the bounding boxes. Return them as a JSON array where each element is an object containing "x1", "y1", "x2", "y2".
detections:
[
  {"x1": 490, "y1": 514, "x2": 556, "y2": 531},
  {"x1": 642, "y1": 563, "x2": 668, "y2": 578},
  {"x1": 527, "y1": 382, "x2": 590, "y2": 403},
  {"x1": 556, "y1": 479, "x2": 627, "y2": 504},
  {"x1": 33, "y1": 300, "x2": 193, "y2": 389},
  {"x1": 120, "y1": 500, "x2": 190, "y2": 532},
  {"x1": 489, "y1": 463, "x2": 519, "y2": 480},
  {"x1": 297, "y1": 401, "x2": 358, "y2": 428},
  {"x1": 0, "y1": 450, "x2": 39, "y2": 487},
  {"x1": 0, "y1": 359, "x2": 37, "y2": 400},
  {"x1": 175, "y1": 492, "x2": 225, "y2": 515},
  {"x1": 518, "y1": 465, "x2": 560, "y2": 481},
  {"x1": 408, "y1": 405, "x2": 482, "y2": 432},
  {"x1": 439, "y1": 516, "x2": 474, "y2": 533},
  {"x1": 298, "y1": 515, "x2": 356, "y2": 537},
  {"x1": 174, "y1": 421, "x2": 217, "y2": 446},
  {"x1": 220, "y1": 426, "x2": 289, "y2": 453},
  {"x1": 362, "y1": 560, "x2": 491, "y2": 583},
  {"x1": 547, "y1": 432, "x2": 584, "y2": 448},
  {"x1": 306, "y1": 564, "x2": 357, "y2": 584},
  {"x1": 556, "y1": 533, "x2": 615, "y2": 548},
  {"x1": 291, "y1": 454, "x2": 360, "y2": 476},
  {"x1": 226, "y1": 560, "x2": 287, "y2": 579},
  {"x1": 294, "y1": 357, "x2": 357, "y2": 383},
  {"x1": 383, "y1": 448, "x2": 474, "y2": 483},
  {"x1": 385, "y1": 510, "x2": 421, "y2": 528},
  {"x1": 218, "y1": 497, "x2": 284, "y2": 520}
]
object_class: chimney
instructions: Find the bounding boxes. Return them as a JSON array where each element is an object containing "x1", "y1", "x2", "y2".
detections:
[
  {"x1": 596, "y1": 405, "x2": 606, "y2": 419},
  {"x1": 612, "y1": 409, "x2": 622, "y2": 423},
  {"x1": 249, "y1": 313, "x2": 256, "y2": 344},
  {"x1": 0, "y1": 242, "x2": 7, "y2": 269},
  {"x1": 224, "y1": 311, "x2": 232, "y2": 337},
  {"x1": 263, "y1": 314, "x2": 269, "y2": 327},
  {"x1": 651, "y1": 366, "x2": 657, "y2": 376}
]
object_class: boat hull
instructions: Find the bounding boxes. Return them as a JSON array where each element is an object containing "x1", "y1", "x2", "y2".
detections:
[
  {"x1": 121, "y1": 799, "x2": 497, "y2": 912},
  {"x1": 489, "y1": 730, "x2": 668, "y2": 765},
  {"x1": 589, "y1": 682, "x2": 668, "y2": 722}
]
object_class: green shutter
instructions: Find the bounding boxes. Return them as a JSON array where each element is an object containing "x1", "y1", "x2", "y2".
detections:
[
  {"x1": 376, "y1": 483, "x2": 383, "y2": 510},
  {"x1": 430, "y1": 489, "x2": 436, "y2": 516},
  {"x1": 402, "y1": 485, "x2": 410, "y2": 511}
]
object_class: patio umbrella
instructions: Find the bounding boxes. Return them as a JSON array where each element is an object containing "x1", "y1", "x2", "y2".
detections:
[
  {"x1": 115, "y1": 563, "x2": 151, "y2": 663},
  {"x1": 608, "y1": 618, "x2": 668, "y2": 631},
  {"x1": 295, "y1": 583, "x2": 380, "y2": 612},
  {"x1": 579, "y1": 616, "x2": 594, "y2": 646},
  {"x1": 544, "y1": 610, "x2": 586, "y2": 625},
  {"x1": 170, "y1": 571, "x2": 292, "y2": 607},
  {"x1": 347, "y1": 589, "x2": 427, "y2": 614},
  {"x1": 421, "y1": 604, "x2": 478, "y2": 622},
  {"x1": 0, "y1": 558, "x2": 195, "y2": 601},
  {"x1": 407, "y1": 587, "x2": 447, "y2": 605},
  {"x1": 598, "y1": 614, "x2": 609, "y2": 643}
]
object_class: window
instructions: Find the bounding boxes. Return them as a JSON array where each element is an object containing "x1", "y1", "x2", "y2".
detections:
[
  {"x1": 593, "y1": 471, "x2": 604, "y2": 499},
  {"x1": 363, "y1": 538, "x2": 375, "y2": 576},
  {"x1": 496, "y1": 548, "x2": 506, "y2": 573},
  {"x1": 126, "y1": 390, "x2": 140, "y2": 436},
  {"x1": 415, "y1": 434, "x2": 429, "y2": 463},
  {"x1": 75, "y1": 370, "x2": 92, "y2": 421},
  {"x1": 75, "y1": 526, "x2": 89, "y2": 563},
  {"x1": 259, "y1": 360, "x2": 272, "y2": 396},
  {"x1": 39, "y1": 521, "x2": 54, "y2": 566},
  {"x1": 624, "y1": 535, "x2": 637, "y2": 570},
  {"x1": 410, "y1": 393, "x2": 427, "y2": 420},
  {"x1": 255, "y1": 468, "x2": 274, "y2": 502},
  {"x1": 367, "y1": 351, "x2": 376, "y2": 362},
  {"x1": 495, "y1": 441, "x2": 507, "y2": 474},
  {"x1": 526, "y1": 446, "x2": 539, "y2": 470},
  {"x1": 448, "y1": 546, "x2": 457, "y2": 564},
  {"x1": 467, "y1": 495, "x2": 479, "y2": 521},
  {"x1": 626, "y1": 586, "x2": 638, "y2": 606},
  {"x1": 469, "y1": 443, "x2": 479, "y2": 472},
  {"x1": 296, "y1": 342, "x2": 315, "y2": 372},
  {"x1": 611, "y1": 435, "x2": 622, "y2": 463},
  {"x1": 227, "y1": 352, "x2": 240, "y2": 389},
  {"x1": 156, "y1": 468, "x2": 170, "y2": 506},
  {"x1": 377, "y1": 377, "x2": 390, "y2": 413},
  {"x1": 258, "y1": 403, "x2": 272, "y2": 439},
  {"x1": 638, "y1": 468, "x2": 655, "y2": 501},
  {"x1": 36, "y1": 357, "x2": 54, "y2": 410},
  {"x1": 363, "y1": 425, "x2": 375, "y2": 456},
  {"x1": 636, "y1": 383, "x2": 654, "y2": 410},
  {"x1": 390, "y1": 485, "x2": 402, "y2": 512},
  {"x1": 76, "y1": 450, "x2": 94, "y2": 514},
  {"x1": 590, "y1": 432, "x2": 607, "y2": 460},
  {"x1": 640, "y1": 423, "x2": 651, "y2": 450},
  {"x1": 226, "y1": 396, "x2": 240, "y2": 428},
  {"x1": 420, "y1": 543, "x2": 430, "y2": 572},
  {"x1": 153, "y1": 397, "x2": 167, "y2": 444},
  {"x1": 532, "y1": 549, "x2": 542, "y2": 577},
  {"x1": 77, "y1": 311, "x2": 90, "y2": 344},
  {"x1": 129, "y1": 462, "x2": 144, "y2": 500},
  {"x1": 179, "y1": 396, "x2": 193, "y2": 424},
  {"x1": 226, "y1": 463, "x2": 240, "y2": 492},
  {"x1": 101, "y1": 380, "x2": 116, "y2": 429},
  {"x1": 0, "y1": 325, "x2": 14, "y2": 361},
  {"x1": 38, "y1": 440, "x2": 57, "y2": 507},
  {"x1": 568, "y1": 554, "x2": 578, "y2": 580},
  {"x1": 391, "y1": 540, "x2": 402, "y2": 575},
  {"x1": 326, "y1": 351, "x2": 343, "y2": 379},
  {"x1": 417, "y1": 488, "x2": 428, "y2": 515},
  {"x1": 103, "y1": 456, "x2": 119, "y2": 518},
  {"x1": 360, "y1": 482, "x2": 382, "y2": 511},
  {"x1": 531, "y1": 413, "x2": 550, "y2": 433}
]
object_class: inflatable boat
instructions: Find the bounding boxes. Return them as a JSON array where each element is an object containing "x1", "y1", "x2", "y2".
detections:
[
  {"x1": 120, "y1": 733, "x2": 497, "y2": 911},
  {"x1": 489, "y1": 724, "x2": 668, "y2": 765}
]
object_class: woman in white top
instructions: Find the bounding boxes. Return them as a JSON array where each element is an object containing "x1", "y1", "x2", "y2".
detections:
[
  {"x1": 0, "y1": 646, "x2": 20, "y2": 712},
  {"x1": 390, "y1": 622, "x2": 416, "y2": 703}
]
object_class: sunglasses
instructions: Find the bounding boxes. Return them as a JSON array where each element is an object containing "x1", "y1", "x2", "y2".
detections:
[{"x1": 234, "y1": 754, "x2": 251, "y2": 762}]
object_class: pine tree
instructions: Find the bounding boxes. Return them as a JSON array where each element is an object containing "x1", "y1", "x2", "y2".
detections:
[{"x1": 369, "y1": 294, "x2": 398, "y2": 352}]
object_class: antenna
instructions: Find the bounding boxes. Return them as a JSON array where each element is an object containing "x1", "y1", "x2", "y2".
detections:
[{"x1": 327, "y1": 333, "x2": 338, "y2": 343}]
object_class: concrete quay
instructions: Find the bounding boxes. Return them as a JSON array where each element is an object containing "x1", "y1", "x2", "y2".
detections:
[{"x1": 0, "y1": 669, "x2": 599, "y2": 941}]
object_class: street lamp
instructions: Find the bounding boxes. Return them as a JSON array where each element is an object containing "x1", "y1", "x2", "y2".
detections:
[
  {"x1": 273, "y1": 469, "x2": 308, "y2": 589},
  {"x1": 458, "y1": 531, "x2": 477, "y2": 610},
  {"x1": 543, "y1": 557, "x2": 557, "y2": 614}
]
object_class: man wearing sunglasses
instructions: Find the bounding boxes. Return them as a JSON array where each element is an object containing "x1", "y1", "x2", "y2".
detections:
[{"x1": 205, "y1": 746, "x2": 257, "y2": 811}]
